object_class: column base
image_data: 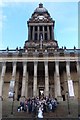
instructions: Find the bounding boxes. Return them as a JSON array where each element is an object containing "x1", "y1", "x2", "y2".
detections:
[
  {"x1": 57, "y1": 96, "x2": 63, "y2": 101},
  {"x1": 45, "y1": 91, "x2": 49, "y2": 97},
  {"x1": 19, "y1": 96, "x2": 26, "y2": 102}
]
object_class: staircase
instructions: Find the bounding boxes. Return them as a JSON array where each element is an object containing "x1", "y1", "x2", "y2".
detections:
[{"x1": 2, "y1": 99, "x2": 78, "y2": 118}]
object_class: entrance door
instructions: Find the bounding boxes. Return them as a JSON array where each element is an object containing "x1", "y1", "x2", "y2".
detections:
[{"x1": 39, "y1": 88, "x2": 44, "y2": 98}]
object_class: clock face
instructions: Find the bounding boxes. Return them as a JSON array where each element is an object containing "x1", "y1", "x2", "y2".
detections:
[{"x1": 38, "y1": 16, "x2": 44, "y2": 20}]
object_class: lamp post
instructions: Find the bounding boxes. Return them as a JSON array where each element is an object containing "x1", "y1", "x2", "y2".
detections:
[
  {"x1": 11, "y1": 91, "x2": 15, "y2": 115},
  {"x1": 66, "y1": 91, "x2": 70, "y2": 115}
]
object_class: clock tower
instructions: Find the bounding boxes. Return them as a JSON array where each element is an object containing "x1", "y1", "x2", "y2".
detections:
[{"x1": 24, "y1": 3, "x2": 58, "y2": 50}]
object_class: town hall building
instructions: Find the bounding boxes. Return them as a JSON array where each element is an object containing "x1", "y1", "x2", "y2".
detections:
[{"x1": 0, "y1": 3, "x2": 79, "y2": 101}]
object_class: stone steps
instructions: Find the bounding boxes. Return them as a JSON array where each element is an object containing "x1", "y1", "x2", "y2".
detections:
[{"x1": 2, "y1": 100, "x2": 78, "y2": 118}]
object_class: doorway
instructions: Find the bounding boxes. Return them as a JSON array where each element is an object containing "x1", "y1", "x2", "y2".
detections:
[{"x1": 39, "y1": 88, "x2": 44, "y2": 98}]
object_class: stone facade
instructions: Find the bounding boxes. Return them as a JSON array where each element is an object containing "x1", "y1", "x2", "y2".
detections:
[{"x1": 0, "y1": 3, "x2": 79, "y2": 101}]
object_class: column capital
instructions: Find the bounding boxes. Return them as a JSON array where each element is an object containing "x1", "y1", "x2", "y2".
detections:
[
  {"x1": 2, "y1": 62, "x2": 6, "y2": 66},
  {"x1": 34, "y1": 61, "x2": 38, "y2": 65},
  {"x1": 12, "y1": 61, "x2": 16, "y2": 64},
  {"x1": 44, "y1": 61, "x2": 48, "y2": 64},
  {"x1": 23, "y1": 61, "x2": 27, "y2": 65}
]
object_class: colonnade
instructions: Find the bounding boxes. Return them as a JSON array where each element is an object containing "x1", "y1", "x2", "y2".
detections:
[
  {"x1": 28, "y1": 25, "x2": 54, "y2": 41},
  {"x1": 0, "y1": 60, "x2": 80, "y2": 101}
]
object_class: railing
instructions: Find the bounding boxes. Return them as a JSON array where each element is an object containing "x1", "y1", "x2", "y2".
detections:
[{"x1": 0, "y1": 48, "x2": 80, "y2": 58}]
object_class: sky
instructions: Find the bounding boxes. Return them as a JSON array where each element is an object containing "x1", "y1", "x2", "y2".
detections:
[{"x1": 0, "y1": 0, "x2": 79, "y2": 50}]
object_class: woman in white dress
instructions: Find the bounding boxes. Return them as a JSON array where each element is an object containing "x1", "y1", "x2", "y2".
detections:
[{"x1": 38, "y1": 106, "x2": 43, "y2": 118}]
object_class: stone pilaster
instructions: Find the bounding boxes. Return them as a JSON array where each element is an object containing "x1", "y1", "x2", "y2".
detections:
[
  {"x1": 44, "y1": 61, "x2": 49, "y2": 97},
  {"x1": 33, "y1": 61, "x2": 37, "y2": 97},
  {"x1": 21, "y1": 62, "x2": 27, "y2": 97},
  {"x1": 0, "y1": 62, "x2": 6, "y2": 100}
]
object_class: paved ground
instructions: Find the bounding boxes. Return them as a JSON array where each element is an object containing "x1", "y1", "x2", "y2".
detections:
[{"x1": 1, "y1": 99, "x2": 79, "y2": 119}]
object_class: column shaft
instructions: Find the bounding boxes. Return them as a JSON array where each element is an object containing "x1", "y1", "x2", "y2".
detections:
[
  {"x1": 44, "y1": 61, "x2": 49, "y2": 97},
  {"x1": 66, "y1": 61, "x2": 71, "y2": 80},
  {"x1": 21, "y1": 62, "x2": 27, "y2": 97},
  {"x1": 76, "y1": 61, "x2": 80, "y2": 99},
  {"x1": 11, "y1": 62, "x2": 17, "y2": 99},
  {"x1": 54, "y1": 61, "x2": 61, "y2": 98},
  {"x1": 12, "y1": 62, "x2": 16, "y2": 80},
  {"x1": 47, "y1": 26, "x2": 50, "y2": 40},
  {"x1": 33, "y1": 62, "x2": 37, "y2": 97},
  {"x1": 25, "y1": 72, "x2": 28, "y2": 98},
  {"x1": 0, "y1": 62, "x2": 6, "y2": 100}
]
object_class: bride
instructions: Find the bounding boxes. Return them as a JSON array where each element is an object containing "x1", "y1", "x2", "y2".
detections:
[{"x1": 37, "y1": 106, "x2": 43, "y2": 118}]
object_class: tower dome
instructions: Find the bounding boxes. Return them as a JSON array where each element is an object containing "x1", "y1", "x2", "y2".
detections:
[{"x1": 34, "y1": 3, "x2": 48, "y2": 14}]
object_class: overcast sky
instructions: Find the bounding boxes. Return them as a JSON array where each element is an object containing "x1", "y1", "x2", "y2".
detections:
[{"x1": 0, "y1": 1, "x2": 78, "y2": 49}]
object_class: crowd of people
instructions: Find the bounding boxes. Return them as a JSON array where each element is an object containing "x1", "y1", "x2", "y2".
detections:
[{"x1": 17, "y1": 96, "x2": 58, "y2": 118}]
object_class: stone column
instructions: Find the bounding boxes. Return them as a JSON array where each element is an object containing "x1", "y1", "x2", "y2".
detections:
[
  {"x1": 0, "y1": 62, "x2": 6, "y2": 100},
  {"x1": 47, "y1": 26, "x2": 50, "y2": 40},
  {"x1": 21, "y1": 62, "x2": 27, "y2": 97},
  {"x1": 54, "y1": 61, "x2": 62, "y2": 100},
  {"x1": 66, "y1": 61, "x2": 71, "y2": 80},
  {"x1": 32, "y1": 26, "x2": 35, "y2": 40},
  {"x1": 38, "y1": 26, "x2": 39, "y2": 41},
  {"x1": 11, "y1": 62, "x2": 17, "y2": 99},
  {"x1": 44, "y1": 61, "x2": 49, "y2": 97},
  {"x1": 76, "y1": 61, "x2": 80, "y2": 99},
  {"x1": 33, "y1": 61, "x2": 38, "y2": 97},
  {"x1": 76, "y1": 61, "x2": 80, "y2": 77},
  {"x1": 12, "y1": 62, "x2": 16, "y2": 81},
  {"x1": 25, "y1": 71, "x2": 28, "y2": 98},
  {"x1": 43, "y1": 26, "x2": 44, "y2": 40}
]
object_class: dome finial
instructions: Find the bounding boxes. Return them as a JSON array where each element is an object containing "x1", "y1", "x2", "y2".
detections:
[{"x1": 39, "y1": 3, "x2": 43, "y2": 8}]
